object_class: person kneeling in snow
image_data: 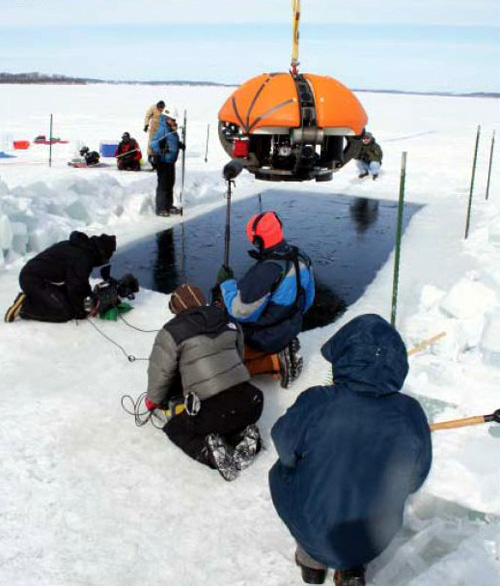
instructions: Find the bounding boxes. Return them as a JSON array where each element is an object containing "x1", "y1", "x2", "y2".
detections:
[
  {"x1": 115, "y1": 132, "x2": 142, "y2": 171},
  {"x1": 145, "y1": 283, "x2": 264, "y2": 481},
  {"x1": 4, "y1": 231, "x2": 116, "y2": 323},
  {"x1": 269, "y1": 314, "x2": 432, "y2": 586},
  {"x1": 217, "y1": 211, "x2": 315, "y2": 389}
]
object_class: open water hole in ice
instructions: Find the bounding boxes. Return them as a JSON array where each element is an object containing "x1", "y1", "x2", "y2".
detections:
[{"x1": 110, "y1": 190, "x2": 422, "y2": 329}]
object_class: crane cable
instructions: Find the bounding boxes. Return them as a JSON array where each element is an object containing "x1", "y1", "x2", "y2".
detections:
[{"x1": 291, "y1": 0, "x2": 301, "y2": 74}]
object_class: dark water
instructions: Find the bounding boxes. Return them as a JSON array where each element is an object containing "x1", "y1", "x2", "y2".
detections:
[{"x1": 109, "y1": 191, "x2": 422, "y2": 330}]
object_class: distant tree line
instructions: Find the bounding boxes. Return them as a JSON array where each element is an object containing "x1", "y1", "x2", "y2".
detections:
[
  {"x1": 0, "y1": 72, "x2": 234, "y2": 87},
  {"x1": 0, "y1": 72, "x2": 99, "y2": 84},
  {"x1": 0, "y1": 72, "x2": 497, "y2": 97}
]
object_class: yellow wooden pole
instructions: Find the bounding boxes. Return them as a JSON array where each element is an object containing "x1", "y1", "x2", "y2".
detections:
[
  {"x1": 407, "y1": 331, "x2": 446, "y2": 356},
  {"x1": 291, "y1": 0, "x2": 301, "y2": 73},
  {"x1": 430, "y1": 416, "x2": 486, "y2": 431},
  {"x1": 430, "y1": 409, "x2": 499, "y2": 431}
]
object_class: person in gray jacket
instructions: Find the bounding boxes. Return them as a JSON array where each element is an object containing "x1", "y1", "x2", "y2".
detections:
[{"x1": 145, "y1": 283, "x2": 264, "y2": 481}]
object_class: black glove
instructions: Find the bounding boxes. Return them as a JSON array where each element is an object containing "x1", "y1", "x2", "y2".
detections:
[
  {"x1": 216, "y1": 265, "x2": 234, "y2": 284},
  {"x1": 211, "y1": 284, "x2": 223, "y2": 307},
  {"x1": 143, "y1": 125, "x2": 149, "y2": 133},
  {"x1": 178, "y1": 141, "x2": 186, "y2": 151},
  {"x1": 158, "y1": 137, "x2": 168, "y2": 153}
]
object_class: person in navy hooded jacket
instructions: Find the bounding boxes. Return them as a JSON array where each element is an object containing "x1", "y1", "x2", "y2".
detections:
[
  {"x1": 269, "y1": 314, "x2": 432, "y2": 586},
  {"x1": 219, "y1": 211, "x2": 315, "y2": 388},
  {"x1": 150, "y1": 115, "x2": 181, "y2": 216}
]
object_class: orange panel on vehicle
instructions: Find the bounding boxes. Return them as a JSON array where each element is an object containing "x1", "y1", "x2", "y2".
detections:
[
  {"x1": 219, "y1": 73, "x2": 301, "y2": 132},
  {"x1": 305, "y1": 74, "x2": 368, "y2": 134}
]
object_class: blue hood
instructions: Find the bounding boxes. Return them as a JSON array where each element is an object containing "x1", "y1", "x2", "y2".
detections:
[{"x1": 321, "y1": 314, "x2": 408, "y2": 396}]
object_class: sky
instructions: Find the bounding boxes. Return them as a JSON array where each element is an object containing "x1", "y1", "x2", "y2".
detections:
[{"x1": 0, "y1": 0, "x2": 499, "y2": 92}]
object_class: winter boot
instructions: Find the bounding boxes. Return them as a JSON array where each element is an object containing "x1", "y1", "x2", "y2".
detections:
[
  {"x1": 233, "y1": 424, "x2": 262, "y2": 471},
  {"x1": 295, "y1": 555, "x2": 327, "y2": 584},
  {"x1": 168, "y1": 206, "x2": 182, "y2": 215},
  {"x1": 4, "y1": 292, "x2": 26, "y2": 323},
  {"x1": 277, "y1": 346, "x2": 293, "y2": 388},
  {"x1": 358, "y1": 172, "x2": 369, "y2": 179},
  {"x1": 333, "y1": 567, "x2": 366, "y2": 586},
  {"x1": 372, "y1": 174, "x2": 378, "y2": 180},
  {"x1": 289, "y1": 337, "x2": 304, "y2": 381},
  {"x1": 205, "y1": 434, "x2": 239, "y2": 482}
]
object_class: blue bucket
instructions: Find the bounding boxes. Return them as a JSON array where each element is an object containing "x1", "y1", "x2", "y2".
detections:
[{"x1": 100, "y1": 142, "x2": 118, "y2": 157}]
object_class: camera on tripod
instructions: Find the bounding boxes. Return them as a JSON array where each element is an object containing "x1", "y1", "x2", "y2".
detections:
[{"x1": 87, "y1": 265, "x2": 140, "y2": 316}]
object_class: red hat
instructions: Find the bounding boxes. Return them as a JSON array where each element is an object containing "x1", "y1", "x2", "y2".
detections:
[{"x1": 246, "y1": 211, "x2": 283, "y2": 250}]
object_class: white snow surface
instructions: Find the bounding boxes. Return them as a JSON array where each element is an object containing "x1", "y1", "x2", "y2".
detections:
[{"x1": 1, "y1": 84, "x2": 499, "y2": 586}]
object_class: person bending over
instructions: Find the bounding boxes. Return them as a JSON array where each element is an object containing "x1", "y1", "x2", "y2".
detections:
[{"x1": 5, "y1": 231, "x2": 116, "y2": 323}]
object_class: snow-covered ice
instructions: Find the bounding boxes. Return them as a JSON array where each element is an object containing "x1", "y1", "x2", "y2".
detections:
[{"x1": 0, "y1": 84, "x2": 499, "y2": 586}]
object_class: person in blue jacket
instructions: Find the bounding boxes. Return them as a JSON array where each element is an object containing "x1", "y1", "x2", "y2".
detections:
[
  {"x1": 269, "y1": 314, "x2": 432, "y2": 586},
  {"x1": 150, "y1": 115, "x2": 181, "y2": 216},
  {"x1": 219, "y1": 211, "x2": 315, "y2": 388}
]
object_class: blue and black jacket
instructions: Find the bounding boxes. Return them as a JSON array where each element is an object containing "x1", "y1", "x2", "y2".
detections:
[
  {"x1": 150, "y1": 116, "x2": 180, "y2": 164},
  {"x1": 220, "y1": 240, "x2": 315, "y2": 353},
  {"x1": 269, "y1": 314, "x2": 432, "y2": 570}
]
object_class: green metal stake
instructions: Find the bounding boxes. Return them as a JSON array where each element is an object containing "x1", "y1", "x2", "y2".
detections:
[
  {"x1": 391, "y1": 151, "x2": 407, "y2": 327},
  {"x1": 465, "y1": 125, "x2": 481, "y2": 239},
  {"x1": 485, "y1": 130, "x2": 495, "y2": 201},
  {"x1": 204, "y1": 123, "x2": 210, "y2": 163},
  {"x1": 48, "y1": 114, "x2": 53, "y2": 168}
]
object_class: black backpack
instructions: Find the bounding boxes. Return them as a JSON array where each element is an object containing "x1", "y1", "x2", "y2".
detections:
[{"x1": 85, "y1": 151, "x2": 100, "y2": 166}]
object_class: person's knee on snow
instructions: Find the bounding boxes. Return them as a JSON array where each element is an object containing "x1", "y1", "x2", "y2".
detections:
[
  {"x1": 5, "y1": 231, "x2": 116, "y2": 323},
  {"x1": 145, "y1": 283, "x2": 263, "y2": 481}
]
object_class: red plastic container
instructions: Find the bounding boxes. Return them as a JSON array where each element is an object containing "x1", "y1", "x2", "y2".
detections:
[
  {"x1": 13, "y1": 140, "x2": 30, "y2": 150},
  {"x1": 232, "y1": 138, "x2": 250, "y2": 158}
]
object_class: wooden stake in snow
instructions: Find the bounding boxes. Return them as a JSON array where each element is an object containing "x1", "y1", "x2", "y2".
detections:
[
  {"x1": 430, "y1": 409, "x2": 500, "y2": 431},
  {"x1": 407, "y1": 332, "x2": 446, "y2": 356}
]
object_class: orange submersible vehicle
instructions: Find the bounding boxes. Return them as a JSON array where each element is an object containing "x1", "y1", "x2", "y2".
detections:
[{"x1": 218, "y1": 0, "x2": 368, "y2": 182}]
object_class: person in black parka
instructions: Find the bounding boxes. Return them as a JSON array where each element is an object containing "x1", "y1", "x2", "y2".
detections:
[
  {"x1": 269, "y1": 314, "x2": 432, "y2": 586},
  {"x1": 5, "y1": 231, "x2": 116, "y2": 323}
]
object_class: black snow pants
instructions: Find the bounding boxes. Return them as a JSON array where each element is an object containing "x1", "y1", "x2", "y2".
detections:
[
  {"x1": 163, "y1": 382, "x2": 264, "y2": 466},
  {"x1": 19, "y1": 272, "x2": 78, "y2": 322},
  {"x1": 155, "y1": 161, "x2": 176, "y2": 214}
]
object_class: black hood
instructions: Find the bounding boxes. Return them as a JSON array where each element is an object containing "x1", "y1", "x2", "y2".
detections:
[
  {"x1": 69, "y1": 231, "x2": 116, "y2": 266},
  {"x1": 182, "y1": 305, "x2": 229, "y2": 334},
  {"x1": 166, "y1": 305, "x2": 233, "y2": 344}
]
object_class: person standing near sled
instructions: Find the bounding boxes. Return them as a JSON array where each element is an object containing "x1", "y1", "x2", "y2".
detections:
[
  {"x1": 269, "y1": 314, "x2": 432, "y2": 586},
  {"x1": 4, "y1": 231, "x2": 116, "y2": 323},
  {"x1": 150, "y1": 115, "x2": 182, "y2": 216},
  {"x1": 115, "y1": 132, "x2": 142, "y2": 171},
  {"x1": 217, "y1": 211, "x2": 315, "y2": 388},
  {"x1": 144, "y1": 283, "x2": 264, "y2": 481},
  {"x1": 354, "y1": 132, "x2": 383, "y2": 180},
  {"x1": 143, "y1": 100, "x2": 167, "y2": 167}
]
